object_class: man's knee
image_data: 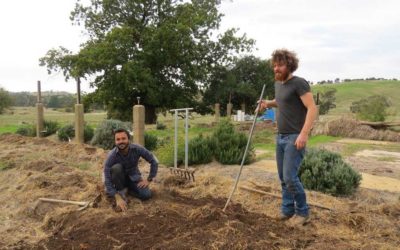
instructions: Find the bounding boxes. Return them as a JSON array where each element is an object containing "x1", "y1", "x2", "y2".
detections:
[
  {"x1": 137, "y1": 188, "x2": 152, "y2": 201},
  {"x1": 111, "y1": 163, "x2": 124, "y2": 176}
]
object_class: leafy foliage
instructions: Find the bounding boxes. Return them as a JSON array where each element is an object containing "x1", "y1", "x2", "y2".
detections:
[
  {"x1": 58, "y1": 124, "x2": 74, "y2": 141},
  {"x1": 155, "y1": 136, "x2": 185, "y2": 167},
  {"x1": 188, "y1": 134, "x2": 213, "y2": 165},
  {"x1": 299, "y1": 148, "x2": 362, "y2": 196},
  {"x1": 203, "y1": 56, "x2": 274, "y2": 114},
  {"x1": 0, "y1": 88, "x2": 13, "y2": 114},
  {"x1": 211, "y1": 119, "x2": 254, "y2": 165},
  {"x1": 16, "y1": 124, "x2": 36, "y2": 137},
  {"x1": 350, "y1": 95, "x2": 391, "y2": 121},
  {"x1": 42, "y1": 120, "x2": 60, "y2": 137},
  {"x1": 40, "y1": 0, "x2": 255, "y2": 123},
  {"x1": 316, "y1": 88, "x2": 336, "y2": 115},
  {"x1": 90, "y1": 119, "x2": 132, "y2": 149},
  {"x1": 144, "y1": 133, "x2": 158, "y2": 151}
]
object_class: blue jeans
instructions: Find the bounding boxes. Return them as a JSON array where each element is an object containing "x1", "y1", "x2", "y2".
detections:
[
  {"x1": 276, "y1": 134, "x2": 309, "y2": 217},
  {"x1": 111, "y1": 164, "x2": 152, "y2": 200}
]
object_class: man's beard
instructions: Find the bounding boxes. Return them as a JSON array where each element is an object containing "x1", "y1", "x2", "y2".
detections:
[
  {"x1": 274, "y1": 70, "x2": 290, "y2": 82},
  {"x1": 117, "y1": 143, "x2": 128, "y2": 150}
]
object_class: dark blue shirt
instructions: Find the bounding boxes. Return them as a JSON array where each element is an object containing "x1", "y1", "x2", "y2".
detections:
[{"x1": 104, "y1": 144, "x2": 158, "y2": 196}]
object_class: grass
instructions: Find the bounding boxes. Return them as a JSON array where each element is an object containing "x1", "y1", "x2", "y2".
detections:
[
  {"x1": 0, "y1": 125, "x2": 19, "y2": 134},
  {"x1": 0, "y1": 107, "x2": 107, "y2": 130},
  {"x1": 312, "y1": 80, "x2": 400, "y2": 121}
]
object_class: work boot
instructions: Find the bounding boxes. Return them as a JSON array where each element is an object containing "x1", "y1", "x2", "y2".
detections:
[
  {"x1": 278, "y1": 214, "x2": 294, "y2": 221},
  {"x1": 289, "y1": 215, "x2": 310, "y2": 226}
]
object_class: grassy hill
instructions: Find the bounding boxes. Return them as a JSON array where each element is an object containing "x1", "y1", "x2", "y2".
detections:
[{"x1": 312, "y1": 80, "x2": 400, "y2": 120}]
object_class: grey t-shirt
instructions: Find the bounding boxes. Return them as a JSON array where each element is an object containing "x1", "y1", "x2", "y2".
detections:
[{"x1": 275, "y1": 76, "x2": 310, "y2": 134}]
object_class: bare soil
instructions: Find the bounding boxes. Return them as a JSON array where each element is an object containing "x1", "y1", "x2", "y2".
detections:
[{"x1": 0, "y1": 134, "x2": 399, "y2": 250}]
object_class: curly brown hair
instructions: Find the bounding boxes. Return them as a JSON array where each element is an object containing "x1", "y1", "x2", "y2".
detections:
[{"x1": 270, "y1": 49, "x2": 299, "y2": 73}]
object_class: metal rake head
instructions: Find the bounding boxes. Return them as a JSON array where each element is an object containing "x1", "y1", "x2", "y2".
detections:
[{"x1": 169, "y1": 168, "x2": 196, "y2": 181}]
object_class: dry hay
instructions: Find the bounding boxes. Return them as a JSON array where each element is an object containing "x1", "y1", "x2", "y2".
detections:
[
  {"x1": 1, "y1": 133, "x2": 400, "y2": 249},
  {"x1": 312, "y1": 117, "x2": 400, "y2": 142}
]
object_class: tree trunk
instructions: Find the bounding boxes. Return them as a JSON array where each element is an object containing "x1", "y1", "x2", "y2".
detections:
[{"x1": 145, "y1": 106, "x2": 157, "y2": 124}]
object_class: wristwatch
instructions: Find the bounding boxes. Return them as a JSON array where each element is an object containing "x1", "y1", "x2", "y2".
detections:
[{"x1": 147, "y1": 176, "x2": 153, "y2": 182}]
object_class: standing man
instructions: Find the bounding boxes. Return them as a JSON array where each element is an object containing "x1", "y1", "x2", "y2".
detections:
[
  {"x1": 104, "y1": 128, "x2": 158, "y2": 212},
  {"x1": 259, "y1": 49, "x2": 317, "y2": 226}
]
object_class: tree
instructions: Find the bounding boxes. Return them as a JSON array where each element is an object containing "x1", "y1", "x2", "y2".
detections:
[
  {"x1": 0, "y1": 88, "x2": 13, "y2": 114},
  {"x1": 203, "y1": 56, "x2": 274, "y2": 114},
  {"x1": 315, "y1": 88, "x2": 336, "y2": 115},
  {"x1": 350, "y1": 95, "x2": 391, "y2": 122},
  {"x1": 40, "y1": 0, "x2": 254, "y2": 123}
]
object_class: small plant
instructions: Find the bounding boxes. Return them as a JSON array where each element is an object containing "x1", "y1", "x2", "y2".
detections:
[
  {"x1": 350, "y1": 95, "x2": 391, "y2": 122},
  {"x1": 90, "y1": 119, "x2": 132, "y2": 149},
  {"x1": 58, "y1": 124, "x2": 95, "y2": 143},
  {"x1": 57, "y1": 124, "x2": 74, "y2": 141},
  {"x1": 188, "y1": 134, "x2": 213, "y2": 165},
  {"x1": 42, "y1": 120, "x2": 60, "y2": 137},
  {"x1": 16, "y1": 124, "x2": 36, "y2": 137},
  {"x1": 156, "y1": 122, "x2": 166, "y2": 130},
  {"x1": 299, "y1": 148, "x2": 362, "y2": 196},
  {"x1": 144, "y1": 133, "x2": 158, "y2": 151},
  {"x1": 211, "y1": 119, "x2": 254, "y2": 165},
  {"x1": 155, "y1": 137, "x2": 185, "y2": 167}
]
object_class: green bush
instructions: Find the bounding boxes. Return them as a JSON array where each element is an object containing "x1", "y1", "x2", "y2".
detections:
[
  {"x1": 42, "y1": 120, "x2": 60, "y2": 137},
  {"x1": 90, "y1": 119, "x2": 132, "y2": 149},
  {"x1": 211, "y1": 119, "x2": 254, "y2": 165},
  {"x1": 144, "y1": 133, "x2": 158, "y2": 151},
  {"x1": 84, "y1": 125, "x2": 94, "y2": 142},
  {"x1": 58, "y1": 124, "x2": 95, "y2": 143},
  {"x1": 350, "y1": 95, "x2": 391, "y2": 122},
  {"x1": 57, "y1": 124, "x2": 74, "y2": 141},
  {"x1": 16, "y1": 124, "x2": 36, "y2": 137},
  {"x1": 188, "y1": 134, "x2": 213, "y2": 165},
  {"x1": 299, "y1": 148, "x2": 362, "y2": 196},
  {"x1": 156, "y1": 122, "x2": 166, "y2": 130},
  {"x1": 155, "y1": 136, "x2": 185, "y2": 167}
]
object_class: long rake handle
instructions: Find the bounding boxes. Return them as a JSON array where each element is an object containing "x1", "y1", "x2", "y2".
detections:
[
  {"x1": 223, "y1": 84, "x2": 266, "y2": 212},
  {"x1": 38, "y1": 198, "x2": 88, "y2": 206}
]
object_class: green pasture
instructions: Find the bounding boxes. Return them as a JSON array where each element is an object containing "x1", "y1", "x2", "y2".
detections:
[{"x1": 312, "y1": 80, "x2": 400, "y2": 120}]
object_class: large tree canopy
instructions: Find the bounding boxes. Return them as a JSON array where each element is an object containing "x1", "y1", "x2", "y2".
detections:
[
  {"x1": 203, "y1": 56, "x2": 274, "y2": 115},
  {"x1": 40, "y1": 0, "x2": 254, "y2": 123}
]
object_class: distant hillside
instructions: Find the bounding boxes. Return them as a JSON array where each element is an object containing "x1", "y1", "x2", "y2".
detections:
[{"x1": 312, "y1": 80, "x2": 400, "y2": 120}]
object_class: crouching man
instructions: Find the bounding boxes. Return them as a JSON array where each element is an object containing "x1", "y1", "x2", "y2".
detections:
[{"x1": 103, "y1": 128, "x2": 158, "y2": 212}]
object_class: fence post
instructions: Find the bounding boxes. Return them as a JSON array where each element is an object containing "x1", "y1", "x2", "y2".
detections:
[
  {"x1": 36, "y1": 81, "x2": 44, "y2": 138},
  {"x1": 74, "y1": 78, "x2": 84, "y2": 143},
  {"x1": 215, "y1": 103, "x2": 220, "y2": 122},
  {"x1": 133, "y1": 98, "x2": 145, "y2": 146}
]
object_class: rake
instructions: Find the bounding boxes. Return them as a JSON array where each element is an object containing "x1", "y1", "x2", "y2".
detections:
[
  {"x1": 169, "y1": 108, "x2": 196, "y2": 181},
  {"x1": 223, "y1": 84, "x2": 266, "y2": 212}
]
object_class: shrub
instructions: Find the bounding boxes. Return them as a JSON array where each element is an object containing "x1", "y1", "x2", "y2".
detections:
[
  {"x1": 83, "y1": 125, "x2": 94, "y2": 142},
  {"x1": 57, "y1": 124, "x2": 74, "y2": 141},
  {"x1": 144, "y1": 133, "x2": 158, "y2": 151},
  {"x1": 350, "y1": 95, "x2": 391, "y2": 122},
  {"x1": 316, "y1": 88, "x2": 336, "y2": 115},
  {"x1": 299, "y1": 148, "x2": 362, "y2": 196},
  {"x1": 90, "y1": 119, "x2": 132, "y2": 149},
  {"x1": 155, "y1": 136, "x2": 185, "y2": 167},
  {"x1": 16, "y1": 124, "x2": 35, "y2": 137},
  {"x1": 42, "y1": 120, "x2": 60, "y2": 137},
  {"x1": 156, "y1": 122, "x2": 166, "y2": 130},
  {"x1": 188, "y1": 134, "x2": 213, "y2": 165},
  {"x1": 58, "y1": 123, "x2": 95, "y2": 143},
  {"x1": 211, "y1": 119, "x2": 254, "y2": 165}
]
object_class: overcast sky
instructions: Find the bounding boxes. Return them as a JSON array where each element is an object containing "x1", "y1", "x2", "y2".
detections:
[{"x1": 1, "y1": 0, "x2": 399, "y2": 93}]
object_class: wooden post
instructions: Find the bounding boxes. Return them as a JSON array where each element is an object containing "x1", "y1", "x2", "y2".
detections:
[
  {"x1": 74, "y1": 77, "x2": 84, "y2": 143},
  {"x1": 36, "y1": 81, "x2": 44, "y2": 138},
  {"x1": 227, "y1": 103, "x2": 233, "y2": 118},
  {"x1": 214, "y1": 103, "x2": 220, "y2": 123},
  {"x1": 133, "y1": 97, "x2": 145, "y2": 146}
]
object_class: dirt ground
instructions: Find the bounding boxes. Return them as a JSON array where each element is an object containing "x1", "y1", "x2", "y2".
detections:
[{"x1": 0, "y1": 134, "x2": 399, "y2": 250}]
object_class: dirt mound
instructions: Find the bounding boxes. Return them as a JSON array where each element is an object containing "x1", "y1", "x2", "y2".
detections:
[
  {"x1": 1, "y1": 133, "x2": 400, "y2": 249},
  {"x1": 312, "y1": 117, "x2": 400, "y2": 142}
]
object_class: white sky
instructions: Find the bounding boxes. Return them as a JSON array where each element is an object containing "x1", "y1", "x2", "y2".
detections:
[{"x1": 0, "y1": 0, "x2": 399, "y2": 93}]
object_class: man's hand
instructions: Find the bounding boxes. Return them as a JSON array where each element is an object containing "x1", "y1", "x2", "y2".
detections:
[
  {"x1": 137, "y1": 179, "x2": 150, "y2": 188},
  {"x1": 115, "y1": 193, "x2": 127, "y2": 212},
  {"x1": 256, "y1": 100, "x2": 268, "y2": 113},
  {"x1": 294, "y1": 132, "x2": 308, "y2": 150}
]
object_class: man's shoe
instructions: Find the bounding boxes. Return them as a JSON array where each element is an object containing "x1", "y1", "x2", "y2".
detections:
[
  {"x1": 278, "y1": 214, "x2": 294, "y2": 221},
  {"x1": 290, "y1": 215, "x2": 310, "y2": 226}
]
